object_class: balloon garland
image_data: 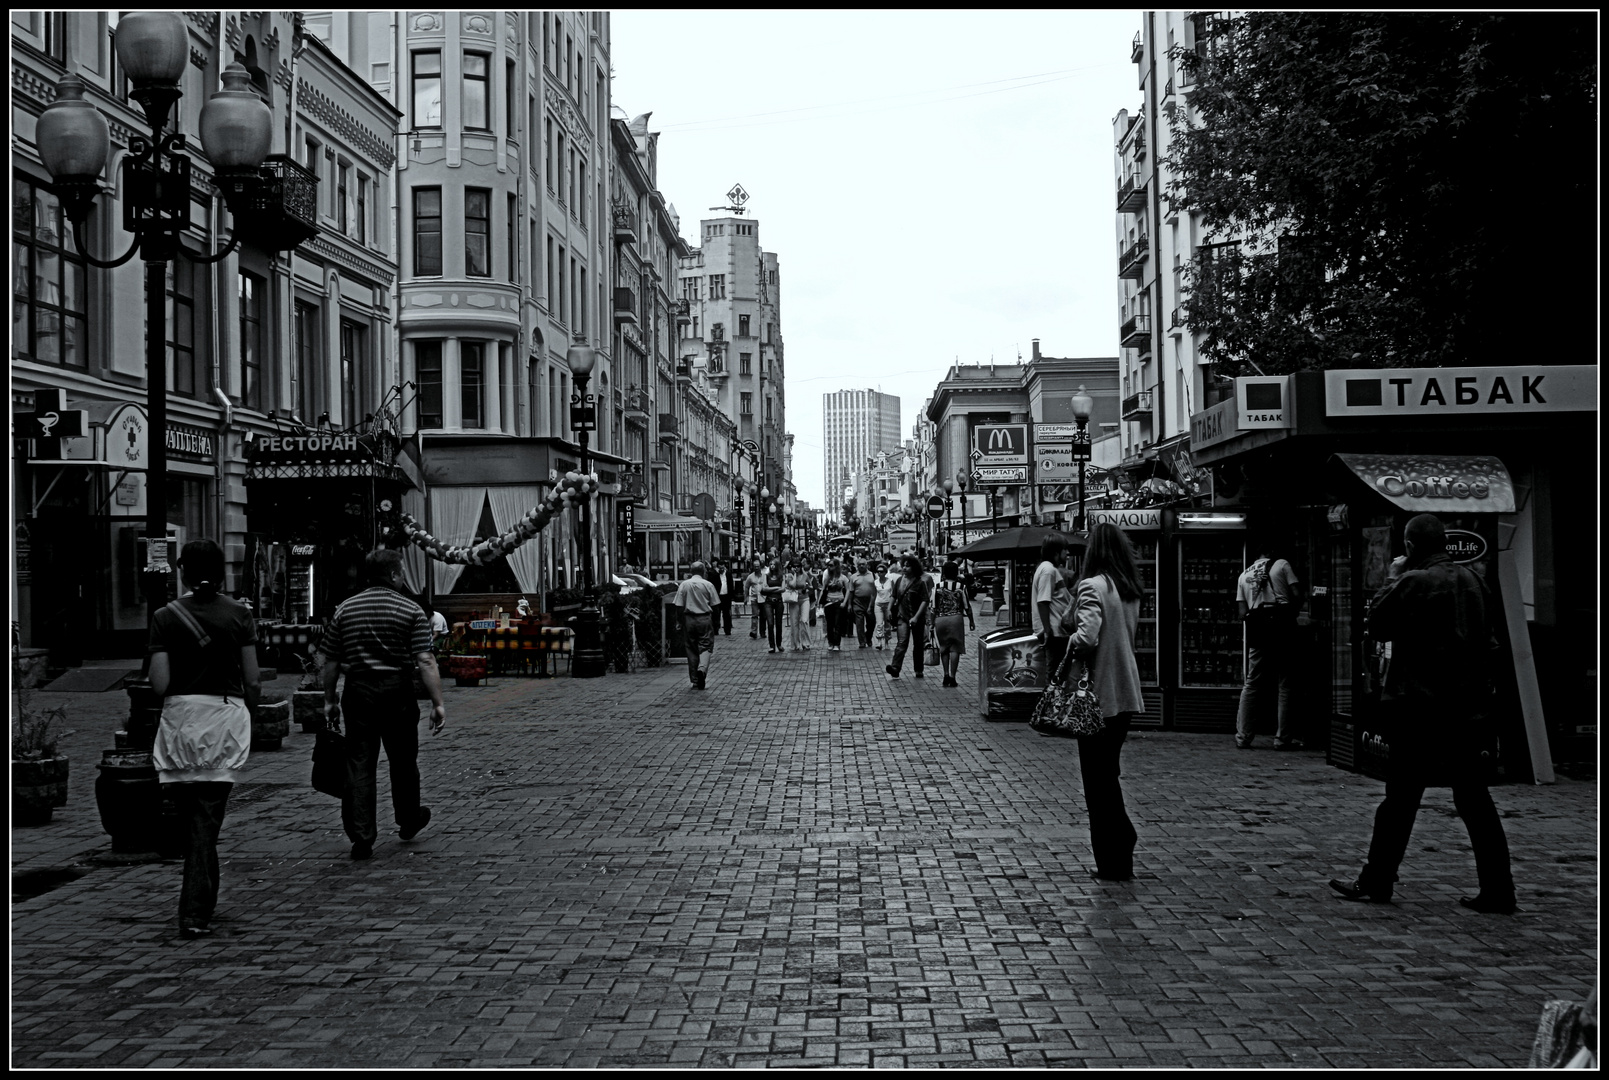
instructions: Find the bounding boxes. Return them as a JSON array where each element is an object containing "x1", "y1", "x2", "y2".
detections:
[{"x1": 401, "y1": 472, "x2": 600, "y2": 565}]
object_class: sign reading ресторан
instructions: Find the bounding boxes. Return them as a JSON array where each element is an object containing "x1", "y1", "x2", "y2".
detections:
[
  {"x1": 1324, "y1": 365, "x2": 1596, "y2": 417},
  {"x1": 247, "y1": 433, "x2": 364, "y2": 461}
]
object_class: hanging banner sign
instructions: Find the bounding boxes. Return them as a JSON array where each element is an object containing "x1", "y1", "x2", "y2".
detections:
[
  {"x1": 1236, "y1": 375, "x2": 1294, "y2": 429},
  {"x1": 972, "y1": 423, "x2": 1029, "y2": 465},
  {"x1": 1324, "y1": 365, "x2": 1596, "y2": 418}
]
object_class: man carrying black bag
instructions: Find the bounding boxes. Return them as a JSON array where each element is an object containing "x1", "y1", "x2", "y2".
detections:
[
  {"x1": 321, "y1": 550, "x2": 446, "y2": 861},
  {"x1": 1330, "y1": 514, "x2": 1516, "y2": 914}
]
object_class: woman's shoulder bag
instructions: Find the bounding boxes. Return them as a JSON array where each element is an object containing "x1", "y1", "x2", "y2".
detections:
[{"x1": 1029, "y1": 645, "x2": 1106, "y2": 739}]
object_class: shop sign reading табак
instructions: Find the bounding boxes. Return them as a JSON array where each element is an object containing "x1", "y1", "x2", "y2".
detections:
[{"x1": 1324, "y1": 365, "x2": 1596, "y2": 417}]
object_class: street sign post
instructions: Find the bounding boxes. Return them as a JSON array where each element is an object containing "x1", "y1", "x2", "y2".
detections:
[
  {"x1": 972, "y1": 466, "x2": 1028, "y2": 484},
  {"x1": 925, "y1": 494, "x2": 946, "y2": 519}
]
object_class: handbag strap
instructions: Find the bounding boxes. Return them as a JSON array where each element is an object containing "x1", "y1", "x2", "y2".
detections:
[{"x1": 163, "y1": 600, "x2": 212, "y2": 648}]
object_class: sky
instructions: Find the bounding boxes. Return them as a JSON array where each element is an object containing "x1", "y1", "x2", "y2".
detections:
[{"x1": 611, "y1": 11, "x2": 1143, "y2": 510}]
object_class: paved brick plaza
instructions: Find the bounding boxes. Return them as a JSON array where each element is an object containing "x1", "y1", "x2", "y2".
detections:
[{"x1": 12, "y1": 634, "x2": 1598, "y2": 1068}]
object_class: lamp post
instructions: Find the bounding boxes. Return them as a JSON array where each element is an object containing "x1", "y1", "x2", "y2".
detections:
[
  {"x1": 955, "y1": 471, "x2": 969, "y2": 549},
  {"x1": 760, "y1": 487, "x2": 770, "y2": 558},
  {"x1": 942, "y1": 478, "x2": 955, "y2": 555},
  {"x1": 37, "y1": 13, "x2": 285, "y2": 854},
  {"x1": 1071, "y1": 384, "x2": 1094, "y2": 534},
  {"x1": 567, "y1": 336, "x2": 605, "y2": 678}
]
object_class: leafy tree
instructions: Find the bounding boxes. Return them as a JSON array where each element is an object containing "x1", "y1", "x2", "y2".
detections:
[{"x1": 1167, "y1": 13, "x2": 1597, "y2": 375}]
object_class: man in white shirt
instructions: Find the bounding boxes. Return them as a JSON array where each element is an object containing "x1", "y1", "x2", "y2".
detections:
[
  {"x1": 673, "y1": 562, "x2": 723, "y2": 690},
  {"x1": 1235, "y1": 541, "x2": 1304, "y2": 750},
  {"x1": 1032, "y1": 533, "x2": 1075, "y2": 677}
]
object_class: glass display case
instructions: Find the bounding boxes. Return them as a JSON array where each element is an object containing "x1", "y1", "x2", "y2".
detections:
[
  {"x1": 1177, "y1": 534, "x2": 1244, "y2": 689},
  {"x1": 1131, "y1": 537, "x2": 1159, "y2": 685}
]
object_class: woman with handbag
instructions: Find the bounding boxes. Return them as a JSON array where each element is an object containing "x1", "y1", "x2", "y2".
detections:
[
  {"x1": 885, "y1": 553, "x2": 931, "y2": 679},
  {"x1": 147, "y1": 539, "x2": 261, "y2": 938},
  {"x1": 931, "y1": 560, "x2": 975, "y2": 687},
  {"x1": 782, "y1": 560, "x2": 808, "y2": 652},
  {"x1": 1064, "y1": 521, "x2": 1147, "y2": 882}
]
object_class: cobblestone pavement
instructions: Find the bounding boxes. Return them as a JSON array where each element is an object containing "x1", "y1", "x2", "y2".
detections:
[{"x1": 12, "y1": 632, "x2": 1598, "y2": 1068}]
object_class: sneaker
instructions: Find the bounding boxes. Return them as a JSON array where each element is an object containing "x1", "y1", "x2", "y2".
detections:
[
  {"x1": 351, "y1": 839, "x2": 374, "y2": 860},
  {"x1": 1329, "y1": 878, "x2": 1392, "y2": 904},
  {"x1": 400, "y1": 807, "x2": 433, "y2": 841}
]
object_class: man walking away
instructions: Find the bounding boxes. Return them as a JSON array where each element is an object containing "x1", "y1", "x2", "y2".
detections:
[
  {"x1": 322, "y1": 549, "x2": 445, "y2": 861},
  {"x1": 762, "y1": 559, "x2": 786, "y2": 653},
  {"x1": 1330, "y1": 514, "x2": 1515, "y2": 914},
  {"x1": 674, "y1": 561, "x2": 723, "y2": 689},
  {"x1": 1033, "y1": 534, "x2": 1075, "y2": 678},
  {"x1": 1235, "y1": 537, "x2": 1303, "y2": 749}
]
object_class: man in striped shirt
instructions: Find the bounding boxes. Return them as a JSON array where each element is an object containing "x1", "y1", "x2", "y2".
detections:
[{"x1": 321, "y1": 549, "x2": 445, "y2": 861}]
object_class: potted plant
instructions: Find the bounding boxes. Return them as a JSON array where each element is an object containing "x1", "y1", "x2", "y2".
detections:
[
  {"x1": 436, "y1": 628, "x2": 485, "y2": 686},
  {"x1": 12, "y1": 627, "x2": 73, "y2": 826},
  {"x1": 253, "y1": 690, "x2": 291, "y2": 751},
  {"x1": 293, "y1": 650, "x2": 326, "y2": 733}
]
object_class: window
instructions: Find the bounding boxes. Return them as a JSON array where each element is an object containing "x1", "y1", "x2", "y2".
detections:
[
  {"x1": 557, "y1": 244, "x2": 567, "y2": 324},
  {"x1": 413, "y1": 187, "x2": 442, "y2": 274},
  {"x1": 506, "y1": 58, "x2": 516, "y2": 135},
  {"x1": 708, "y1": 274, "x2": 726, "y2": 299},
  {"x1": 356, "y1": 175, "x2": 368, "y2": 244},
  {"x1": 567, "y1": 147, "x2": 576, "y2": 211},
  {"x1": 42, "y1": 12, "x2": 65, "y2": 63},
  {"x1": 565, "y1": 35, "x2": 572, "y2": 92},
  {"x1": 740, "y1": 392, "x2": 753, "y2": 415},
  {"x1": 167, "y1": 257, "x2": 201, "y2": 398},
  {"x1": 13, "y1": 178, "x2": 87, "y2": 368},
  {"x1": 546, "y1": 235, "x2": 554, "y2": 308},
  {"x1": 507, "y1": 193, "x2": 517, "y2": 282},
  {"x1": 340, "y1": 319, "x2": 366, "y2": 426},
  {"x1": 412, "y1": 51, "x2": 441, "y2": 127},
  {"x1": 569, "y1": 256, "x2": 578, "y2": 329},
  {"x1": 768, "y1": 270, "x2": 777, "y2": 284},
  {"x1": 462, "y1": 51, "x2": 489, "y2": 130},
  {"x1": 464, "y1": 189, "x2": 490, "y2": 276},
  {"x1": 238, "y1": 271, "x2": 264, "y2": 411},
  {"x1": 528, "y1": 359, "x2": 539, "y2": 436},
  {"x1": 577, "y1": 160, "x2": 586, "y2": 219},
  {"x1": 682, "y1": 277, "x2": 699, "y2": 302},
  {"x1": 580, "y1": 267, "x2": 588, "y2": 338},
  {"x1": 416, "y1": 340, "x2": 443, "y2": 428},
  {"x1": 738, "y1": 314, "x2": 749, "y2": 337},
  {"x1": 740, "y1": 353, "x2": 752, "y2": 375},
  {"x1": 294, "y1": 301, "x2": 320, "y2": 422},
  {"x1": 542, "y1": 16, "x2": 550, "y2": 70},
  {"x1": 337, "y1": 162, "x2": 348, "y2": 233},
  {"x1": 556, "y1": 132, "x2": 566, "y2": 204}
]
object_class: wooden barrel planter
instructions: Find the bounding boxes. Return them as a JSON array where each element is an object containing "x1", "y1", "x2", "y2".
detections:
[
  {"x1": 12, "y1": 756, "x2": 70, "y2": 826},
  {"x1": 446, "y1": 655, "x2": 487, "y2": 687}
]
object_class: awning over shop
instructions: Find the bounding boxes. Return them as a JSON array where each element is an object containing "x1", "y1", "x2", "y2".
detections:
[
  {"x1": 245, "y1": 430, "x2": 413, "y2": 486},
  {"x1": 1332, "y1": 453, "x2": 1517, "y2": 514},
  {"x1": 635, "y1": 509, "x2": 704, "y2": 533}
]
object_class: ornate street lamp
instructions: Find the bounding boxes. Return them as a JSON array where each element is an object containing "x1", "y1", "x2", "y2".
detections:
[
  {"x1": 942, "y1": 478, "x2": 955, "y2": 555},
  {"x1": 1071, "y1": 384, "x2": 1094, "y2": 533},
  {"x1": 36, "y1": 13, "x2": 301, "y2": 855},
  {"x1": 566, "y1": 336, "x2": 605, "y2": 678},
  {"x1": 954, "y1": 470, "x2": 970, "y2": 548}
]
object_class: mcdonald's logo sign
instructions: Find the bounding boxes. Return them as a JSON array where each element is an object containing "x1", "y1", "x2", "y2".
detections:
[{"x1": 972, "y1": 423, "x2": 1028, "y2": 465}]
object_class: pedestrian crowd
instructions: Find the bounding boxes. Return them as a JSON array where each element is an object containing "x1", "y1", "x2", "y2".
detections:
[{"x1": 142, "y1": 513, "x2": 1519, "y2": 943}]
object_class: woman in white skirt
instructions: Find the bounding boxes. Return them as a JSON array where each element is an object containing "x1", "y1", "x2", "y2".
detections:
[{"x1": 149, "y1": 539, "x2": 261, "y2": 939}]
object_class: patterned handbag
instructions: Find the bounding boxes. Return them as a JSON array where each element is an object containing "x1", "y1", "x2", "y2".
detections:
[{"x1": 1030, "y1": 647, "x2": 1106, "y2": 738}]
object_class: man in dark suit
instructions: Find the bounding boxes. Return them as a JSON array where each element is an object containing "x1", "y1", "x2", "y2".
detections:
[
  {"x1": 713, "y1": 559, "x2": 735, "y2": 636},
  {"x1": 1330, "y1": 514, "x2": 1515, "y2": 914}
]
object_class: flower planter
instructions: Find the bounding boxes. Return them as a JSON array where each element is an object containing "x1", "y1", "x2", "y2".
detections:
[
  {"x1": 293, "y1": 690, "x2": 326, "y2": 733},
  {"x1": 253, "y1": 698, "x2": 291, "y2": 751},
  {"x1": 446, "y1": 655, "x2": 487, "y2": 687},
  {"x1": 13, "y1": 756, "x2": 70, "y2": 826},
  {"x1": 15, "y1": 648, "x2": 50, "y2": 689}
]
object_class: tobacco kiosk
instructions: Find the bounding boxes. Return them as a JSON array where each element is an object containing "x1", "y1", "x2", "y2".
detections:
[{"x1": 1189, "y1": 366, "x2": 1598, "y2": 780}]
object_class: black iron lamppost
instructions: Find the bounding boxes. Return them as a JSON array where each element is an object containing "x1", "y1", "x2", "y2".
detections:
[
  {"x1": 567, "y1": 336, "x2": 606, "y2": 678},
  {"x1": 942, "y1": 478, "x2": 955, "y2": 555},
  {"x1": 36, "y1": 13, "x2": 293, "y2": 854},
  {"x1": 954, "y1": 471, "x2": 970, "y2": 548},
  {"x1": 760, "y1": 487, "x2": 771, "y2": 557},
  {"x1": 1071, "y1": 384, "x2": 1094, "y2": 534}
]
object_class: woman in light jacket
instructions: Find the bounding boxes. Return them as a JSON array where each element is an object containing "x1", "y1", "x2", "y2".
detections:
[
  {"x1": 1064, "y1": 521, "x2": 1147, "y2": 882},
  {"x1": 782, "y1": 560, "x2": 809, "y2": 651}
]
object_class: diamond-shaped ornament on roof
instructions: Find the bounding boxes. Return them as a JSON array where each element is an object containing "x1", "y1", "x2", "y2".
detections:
[{"x1": 727, "y1": 184, "x2": 748, "y2": 207}]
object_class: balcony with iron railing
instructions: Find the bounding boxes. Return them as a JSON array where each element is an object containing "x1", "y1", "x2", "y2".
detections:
[
  {"x1": 1119, "y1": 312, "x2": 1152, "y2": 351},
  {"x1": 1116, "y1": 172, "x2": 1146, "y2": 214},
  {"x1": 1122, "y1": 390, "x2": 1153, "y2": 421},
  {"x1": 658, "y1": 413, "x2": 680, "y2": 442},
  {"x1": 611, "y1": 200, "x2": 637, "y2": 246},
  {"x1": 624, "y1": 387, "x2": 650, "y2": 423},
  {"x1": 613, "y1": 286, "x2": 637, "y2": 326},
  {"x1": 1118, "y1": 234, "x2": 1149, "y2": 280},
  {"x1": 1170, "y1": 306, "x2": 1186, "y2": 331}
]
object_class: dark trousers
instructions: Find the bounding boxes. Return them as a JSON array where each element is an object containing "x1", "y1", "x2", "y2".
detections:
[
  {"x1": 824, "y1": 603, "x2": 846, "y2": 647},
  {"x1": 1044, "y1": 635, "x2": 1070, "y2": 681},
  {"x1": 1077, "y1": 713, "x2": 1136, "y2": 878},
  {"x1": 718, "y1": 599, "x2": 733, "y2": 635},
  {"x1": 853, "y1": 600, "x2": 875, "y2": 646},
  {"x1": 766, "y1": 600, "x2": 784, "y2": 650},
  {"x1": 890, "y1": 617, "x2": 927, "y2": 675},
  {"x1": 168, "y1": 781, "x2": 232, "y2": 930},
  {"x1": 341, "y1": 675, "x2": 422, "y2": 845},
  {"x1": 1362, "y1": 779, "x2": 1514, "y2": 898}
]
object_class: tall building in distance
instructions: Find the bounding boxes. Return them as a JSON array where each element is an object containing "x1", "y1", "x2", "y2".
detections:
[{"x1": 823, "y1": 389, "x2": 902, "y2": 519}]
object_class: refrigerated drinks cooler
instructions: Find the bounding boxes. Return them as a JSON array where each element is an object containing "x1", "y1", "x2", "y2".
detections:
[{"x1": 1170, "y1": 513, "x2": 1248, "y2": 731}]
